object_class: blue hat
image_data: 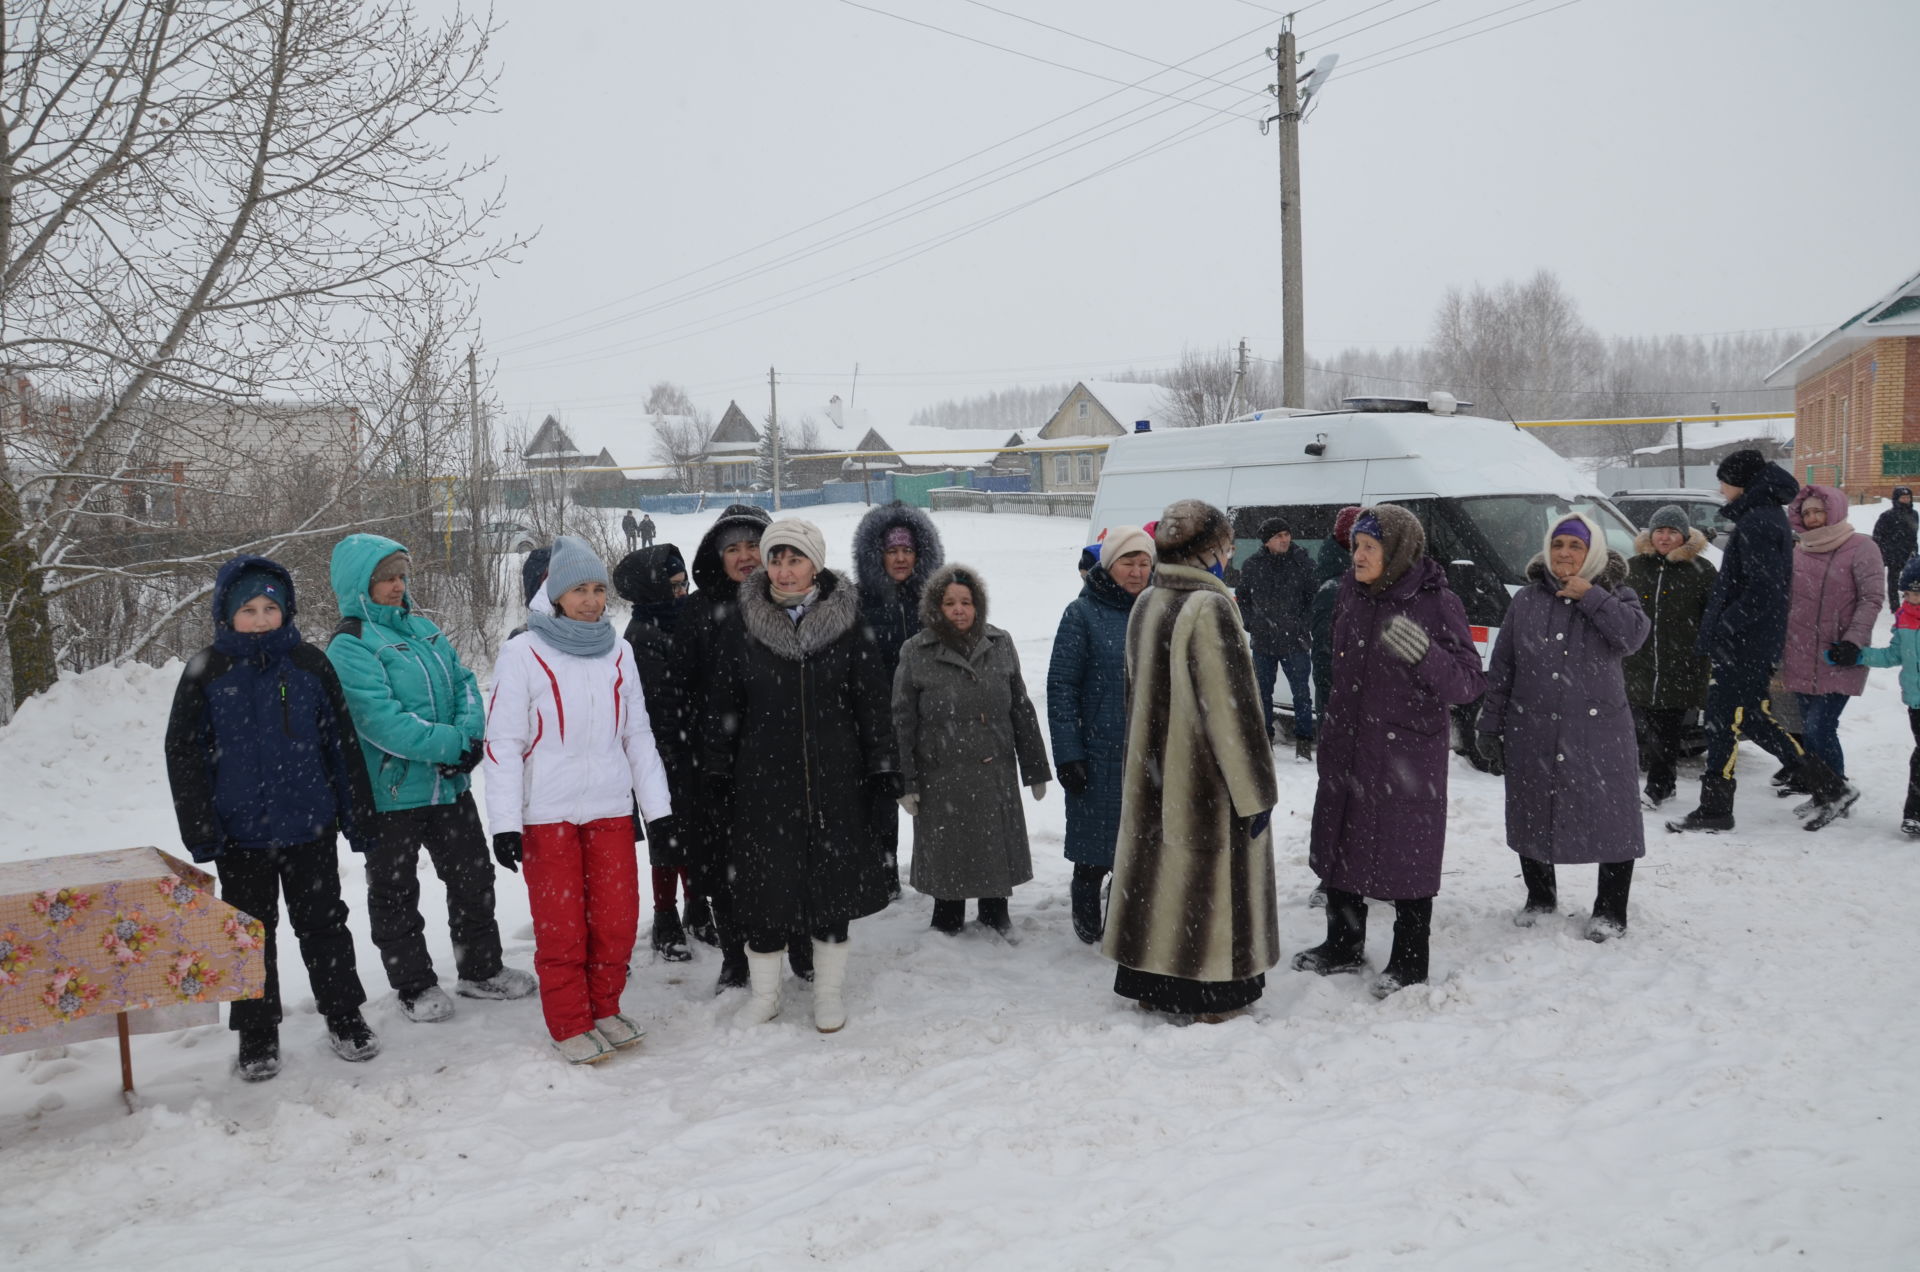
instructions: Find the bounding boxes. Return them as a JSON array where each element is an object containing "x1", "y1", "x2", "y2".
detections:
[
  {"x1": 224, "y1": 568, "x2": 286, "y2": 622},
  {"x1": 1899, "y1": 558, "x2": 1920, "y2": 594}
]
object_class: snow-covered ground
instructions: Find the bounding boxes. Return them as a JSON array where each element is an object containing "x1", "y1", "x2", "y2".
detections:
[{"x1": 4, "y1": 501, "x2": 1919, "y2": 1270}]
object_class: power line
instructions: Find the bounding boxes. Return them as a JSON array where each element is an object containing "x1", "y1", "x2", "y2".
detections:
[
  {"x1": 951, "y1": 0, "x2": 1253, "y2": 94},
  {"x1": 1336, "y1": 0, "x2": 1557, "y2": 71},
  {"x1": 1340, "y1": 0, "x2": 1586, "y2": 80}
]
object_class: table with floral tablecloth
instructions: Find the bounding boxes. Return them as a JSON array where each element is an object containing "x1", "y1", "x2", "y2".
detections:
[{"x1": 0, "y1": 847, "x2": 266, "y2": 1064}]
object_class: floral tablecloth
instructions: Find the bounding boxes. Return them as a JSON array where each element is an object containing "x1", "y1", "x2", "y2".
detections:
[{"x1": 0, "y1": 846, "x2": 266, "y2": 1055}]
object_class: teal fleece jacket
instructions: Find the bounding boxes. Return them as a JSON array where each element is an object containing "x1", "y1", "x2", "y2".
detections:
[
  {"x1": 325, "y1": 534, "x2": 484, "y2": 811},
  {"x1": 1858, "y1": 624, "x2": 1920, "y2": 709}
]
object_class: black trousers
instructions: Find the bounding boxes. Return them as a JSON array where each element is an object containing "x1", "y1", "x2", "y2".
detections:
[
  {"x1": 360, "y1": 792, "x2": 503, "y2": 996},
  {"x1": 1701, "y1": 659, "x2": 1804, "y2": 795},
  {"x1": 218, "y1": 841, "x2": 365, "y2": 1031},
  {"x1": 1636, "y1": 706, "x2": 1687, "y2": 797},
  {"x1": 1906, "y1": 711, "x2": 1920, "y2": 821},
  {"x1": 748, "y1": 922, "x2": 846, "y2": 953},
  {"x1": 1890, "y1": 566, "x2": 1904, "y2": 614}
]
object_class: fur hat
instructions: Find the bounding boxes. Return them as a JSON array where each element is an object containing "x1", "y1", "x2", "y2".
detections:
[
  {"x1": 1649, "y1": 505, "x2": 1690, "y2": 534},
  {"x1": 370, "y1": 550, "x2": 410, "y2": 586},
  {"x1": 1153, "y1": 500, "x2": 1233, "y2": 566},
  {"x1": 761, "y1": 518, "x2": 826, "y2": 566},
  {"x1": 1716, "y1": 449, "x2": 1767, "y2": 489},
  {"x1": 1356, "y1": 503, "x2": 1427, "y2": 594},
  {"x1": 1099, "y1": 525, "x2": 1155, "y2": 569},
  {"x1": 544, "y1": 535, "x2": 608, "y2": 601}
]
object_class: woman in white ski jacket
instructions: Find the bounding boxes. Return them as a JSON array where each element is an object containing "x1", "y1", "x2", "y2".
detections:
[{"x1": 485, "y1": 536, "x2": 673, "y2": 1064}]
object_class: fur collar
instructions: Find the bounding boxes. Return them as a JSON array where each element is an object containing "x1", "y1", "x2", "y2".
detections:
[
  {"x1": 1525, "y1": 548, "x2": 1629, "y2": 591},
  {"x1": 1152, "y1": 562, "x2": 1233, "y2": 597},
  {"x1": 852, "y1": 501, "x2": 944, "y2": 598},
  {"x1": 737, "y1": 567, "x2": 860, "y2": 661},
  {"x1": 1632, "y1": 526, "x2": 1708, "y2": 563}
]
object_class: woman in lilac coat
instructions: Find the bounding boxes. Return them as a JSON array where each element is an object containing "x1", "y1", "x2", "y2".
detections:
[
  {"x1": 1476, "y1": 514, "x2": 1650, "y2": 941},
  {"x1": 1300, "y1": 504, "x2": 1486, "y2": 999},
  {"x1": 1781, "y1": 484, "x2": 1883, "y2": 795}
]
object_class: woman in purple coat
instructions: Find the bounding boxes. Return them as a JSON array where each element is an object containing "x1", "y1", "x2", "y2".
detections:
[
  {"x1": 1299, "y1": 504, "x2": 1487, "y2": 998},
  {"x1": 1475, "y1": 514, "x2": 1650, "y2": 941}
]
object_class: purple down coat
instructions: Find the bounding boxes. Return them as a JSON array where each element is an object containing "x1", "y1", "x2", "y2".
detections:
[
  {"x1": 1781, "y1": 485, "x2": 1883, "y2": 697},
  {"x1": 1477, "y1": 552, "x2": 1650, "y2": 866},
  {"x1": 1308, "y1": 557, "x2": 1487, "y2": 900}
]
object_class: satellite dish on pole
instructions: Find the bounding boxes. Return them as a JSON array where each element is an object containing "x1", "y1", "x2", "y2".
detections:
[{"x1": 1298, "y1": 53, "x2": 1339, "y2": 115}]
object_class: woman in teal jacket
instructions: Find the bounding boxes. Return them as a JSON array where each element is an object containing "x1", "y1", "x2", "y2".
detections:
[{"x1": 327, "y1": 533, "x2": 534, "y2": 1022}]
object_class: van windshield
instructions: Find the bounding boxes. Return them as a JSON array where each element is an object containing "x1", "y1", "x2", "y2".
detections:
[{"x1": 1452, "y1": 495, "x2": 1638, "y2": 583}]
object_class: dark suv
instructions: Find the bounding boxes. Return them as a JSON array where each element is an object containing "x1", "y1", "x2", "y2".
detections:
[{"x1": 1609, "y1": 489, "x2": 1733, "y2": 546}]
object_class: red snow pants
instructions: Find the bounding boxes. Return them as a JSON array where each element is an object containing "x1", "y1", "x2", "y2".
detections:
[{"x1": 522, "y1": 817, "x2": 639, "y2": 1040}]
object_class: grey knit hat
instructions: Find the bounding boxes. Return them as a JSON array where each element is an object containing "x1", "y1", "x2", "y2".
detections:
[
  {"x1": 543, "y1": 535, "x2": 608, "y2": 600},
  {"x1": 1649, "y1": 505, "x2": 1690, "y2": 534}
]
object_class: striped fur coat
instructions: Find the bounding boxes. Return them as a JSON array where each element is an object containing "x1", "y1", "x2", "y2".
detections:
[{"x1": 1102, "y1": 564, "x2": 1280, "y2": 983}]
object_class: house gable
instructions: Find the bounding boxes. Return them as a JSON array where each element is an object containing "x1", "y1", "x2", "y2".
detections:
[{"x1": 711, "y1": 400, "x2": 760, "y2": 445}]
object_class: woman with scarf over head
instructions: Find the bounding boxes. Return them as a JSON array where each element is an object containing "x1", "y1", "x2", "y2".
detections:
[
  {"x1": 484, "y1": 537, "x2": 674, "y2": 1064},
  {"x1": 1476, "y1": 515, "x2": 1650, "y2": 941},
  {"x1": 1301, "y1": 505, "x2": 1486, "y2": 998},
  {"x1": 1778, "y1": 484, "x2": 1882, "y2": 809}
]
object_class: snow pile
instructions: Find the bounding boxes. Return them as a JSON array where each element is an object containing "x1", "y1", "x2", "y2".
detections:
[{"x1": 3, "y1": 503, "x2": 1919, "y2": 1268}]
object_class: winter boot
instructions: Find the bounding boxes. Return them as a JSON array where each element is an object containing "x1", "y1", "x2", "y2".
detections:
[
  {"x1": 1903, "y1": 819, "x2": 1920, "y2": 838},
  {"x1": 1069, "y1": 866, "x2": 1106, "y2": 944},
  {"x1": 325, "y1": 1010, "x2": 381, "y2": 1063},
  {"x1": 811, "y1": 938, "x2": 851, "y2": 1034},
  {"x1": 1667, "y1": 774, "x2": 1735, "y2": 833},
  {"x1": 1770, "y1": 763, "x2": 1805, "y2": 792},
  {"x1": 683, "y1": 891, "x2": 718, "y2": 946},
  {"x1": 1514, "y1": 857, "x2": 1557, "y2": 928},
  {"x1": 552, "y1": 1028, "x2": 613, "y2": 1064},
  {"x1": 977, "y1": 897, "x2": 1013, "y2": 937},
  {"x1": 1371, "y1": 899, "x2": 1431, "y2": 999},
  {"x1": 738, "y1": 949, "x2": 784, "y2": 1026},
  {"x1": 594, "y1": 1014, "x2": 646, "y2": 1049},
  {"x1": 1291, "y1": 888, "x2": 1367, "y2": 975},
  {"x1": 650, "y1": 907, "x2": 693, "y2": 963},
  {"x1": 456, "y1": 967, "x2": 536, "y2": 1000},
  {"x1": 235, "y1": 1026, "x2": 281, "y2": 1083},
  {"x1": 1295, "y1": 736, "x2": 1315, "y2": 763},
  {"x1": 930, "y1": 899, "x2": 966, "y2": 935},
  {"x1": 1795, "y1": 756, "x2": 1858, "y2": 831},
  {"x1": 1587, "y1": 861, "x2": 1633, "y2": 943},
  {"x1": 883, "y1": 849, "x2": 903, "y2": 901},
  {"x1": 399, "y1": 985, "x2": 456, "y2": 1022},
  {"x1": 711, "y1": 894, "x2": 749, "y2": 992},
  {"x1": 1308, "y1": 883, "x2": 1328, "y2": 909},
  {"x1": 788, "y1": 937, "x2": 814, "y2": 982}
]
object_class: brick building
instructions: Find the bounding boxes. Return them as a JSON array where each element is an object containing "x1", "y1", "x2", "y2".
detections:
[{"x1": 1767, "y1": 268, "x2": 1920, "y2": 498}]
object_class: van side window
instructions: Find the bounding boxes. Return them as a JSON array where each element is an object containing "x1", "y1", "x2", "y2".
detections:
[{"x1": 1226, "y1": 504, "x2": 1346, "y2": 583}]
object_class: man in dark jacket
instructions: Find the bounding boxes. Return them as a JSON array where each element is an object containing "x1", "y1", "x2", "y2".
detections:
[
  {"x1": 1872, "y1": 486, "x2": 1917, "y2": 613},
  {"x1": 852, "y1": 500, "x2": 945, "y2": 895},
  {"x1": 1236, "y1": 516, "x2": 1319, "y2": 758},
  {"x1": 639, "y1": 513, "x2": 657, "y2": 548},
  {"x1": 1668, "y1": 450, "x2": 1854, "y2": 833}
]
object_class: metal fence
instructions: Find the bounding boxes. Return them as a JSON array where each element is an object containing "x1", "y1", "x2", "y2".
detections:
[{"x1": 929, "y1": 489, "x2": 1095, "y2": 518}]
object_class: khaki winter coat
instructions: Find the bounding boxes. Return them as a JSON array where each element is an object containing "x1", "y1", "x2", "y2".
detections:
[{"x1": 1103, "y1": 564, "x2": 1280, "y2": 983}]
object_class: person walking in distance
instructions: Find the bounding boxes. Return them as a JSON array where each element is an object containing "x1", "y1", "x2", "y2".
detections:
[
  {"x1": 1623, "y1": 506, "x2": 1716, "y2": 809},
  {"x1": 1047, "y1": 526, "x2": 1154, "y2": 943},
  {"x1": 639, "y1": 513, "x2": 657, "y2": 549},
  {"x1": 486, "y1": 537, "x2": 674, "y2": 1064},
  {"x1": 1476, "y1": 515, "x2": 1649, "y2": 941},
  {"x1": 1666, "y1": 450, "x2": 1857, "y2": 833},
  {"x1": 622, "y1": 510, "x2": 640, "y2": 553},
  {"x1": 1236, "y1": 516, "x2": 1320, "y2": 760},
  {"x1": 326, "y1": 535, "x2": 535, "y2": 1022},
  {"x1": 1872, "y1": 486, "x2": 1917, "y2": 614}
]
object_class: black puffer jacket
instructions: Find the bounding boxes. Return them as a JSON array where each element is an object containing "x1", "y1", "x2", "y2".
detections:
[
  {"x1": 1623, "y1": 527, "x2": 1716, "y2": 710},
  {"x1": 1235, "y1": 542, "x2": 1317, "y2": 656},
  {"x1": 852, "y1": 501, "x2": 945, "y2": 683},
  {"x1": 1697, "y1": 461, "x2": 1799, "y2": 672},
  {"x1": 614, "y1": 544, "x2": 695, "y2": 803}
]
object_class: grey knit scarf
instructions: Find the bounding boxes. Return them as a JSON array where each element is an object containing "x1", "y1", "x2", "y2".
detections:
[{"x1": 528, "y1": 608, "x2": 615, "y2": 658}]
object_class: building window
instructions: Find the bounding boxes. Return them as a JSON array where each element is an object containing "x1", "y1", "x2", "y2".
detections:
[
  {"x1": 1076, "y1": 401, "x2": 1089, "y2": 420},
  {"x1": 1053, "y1": 454, "x2": 1070, "y2": 485},
  {"x1": 1077, "y1": 452, "x2": 1095, "y2": 484}
]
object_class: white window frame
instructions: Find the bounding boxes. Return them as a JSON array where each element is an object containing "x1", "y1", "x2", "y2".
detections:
[
  {"x1": 1076, "y1": 401, "x2": 1089, "y2": 420},
  {"x1": 1077, "y1": 452, "x2": 1095, "y2": 484},
  {"x1": 1053, "y1": 454, "x2": 1070, "y2": 485}
]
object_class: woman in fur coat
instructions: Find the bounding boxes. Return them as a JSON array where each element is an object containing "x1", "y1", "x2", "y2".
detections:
[
  {"x1": 1103, "y1": 501, "x2": 1279, "y2": 1021},
  {"x1": 1476, "y1": 514, "x2": 1650, "y2": 941},
  {"x1": 1301, "y1": 504, "x2": 1487, "y2": 998},
  {"x1": 1622, "y1": 507, "x2": 1716, "y2": 808},
  {"x1": 702, "y1": 519, "x2": 898, "y2": 1033},
  {"x1": 893, "y1": 565, "x2": 1051, "y2": 937}
]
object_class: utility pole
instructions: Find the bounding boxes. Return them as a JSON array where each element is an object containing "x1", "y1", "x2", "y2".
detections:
[
  {"x1": 769, "y1": 365, "x2": 782, "y2": 512},
  {"x1": 1275, "y1": 24, "x2": 1305, "y2": 408},
  {"x1": 1223, "y1": 336, "x2": 1250, "y2": 424}
]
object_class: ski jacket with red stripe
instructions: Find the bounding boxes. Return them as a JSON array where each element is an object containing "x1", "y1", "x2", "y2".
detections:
[{"x1": 484, "y1": 628, "x2": 673, "y2": 834}]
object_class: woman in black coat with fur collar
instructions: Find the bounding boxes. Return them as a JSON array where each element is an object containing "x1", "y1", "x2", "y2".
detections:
[{"x1": 702, "y1": 519, "x2": 898, "y2": 1033}]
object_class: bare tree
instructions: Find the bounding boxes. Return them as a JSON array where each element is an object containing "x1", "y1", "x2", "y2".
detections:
[
  {"x1": 649, "y1": 409, "x2": 715, "y2": 490},
  {"x1": 1, "y1": 0, "x2": 525, "y2": 706}
]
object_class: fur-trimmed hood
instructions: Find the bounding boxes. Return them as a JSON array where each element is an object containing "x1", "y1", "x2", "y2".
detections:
[
  {"x1": 853, "y1": 501, "x2": 945, "y2": 598},
  {"x1": 690, "y1": 503, "x2": 772, "y2": 593},
  {"x1": 737, "y1": 566, "x2": 861, "y2": 661},
  {"x1": 919, "y1": 562, "x2": 989, "y2": 650},
  {"x1": 1358, "y1": 503, "x2": 1427, "y2": 595},
  {"x1": 1632, "y1": 526, "x2": 1708, "y2": 562},
  {"x1": 1525, "y1": 548, "x2": 1630, "y2": 591}
]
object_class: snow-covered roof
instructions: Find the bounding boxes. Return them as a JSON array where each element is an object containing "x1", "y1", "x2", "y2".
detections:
[
  {"x1": 854, "y1": 421, "x2": 1028, "y2": 463},
  {"x1": 1767, "y1": 265, "x2": 1920, "y2": 385},
  {"x1": 523, "y1": 413, "x2": 676, "y2": 468},
  {"x1": 1080, "y1": 380, "x2": 1174, "y2": 431},
  {"x1": 1630, "y1": 416, "x2": 1795, "y2": 456}
]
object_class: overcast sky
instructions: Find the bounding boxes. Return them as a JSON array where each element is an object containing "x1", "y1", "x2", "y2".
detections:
[{"x1": 461, "y1": 0, "x2": 1920, "y2": 438}]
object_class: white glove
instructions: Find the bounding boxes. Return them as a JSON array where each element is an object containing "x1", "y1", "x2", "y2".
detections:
[
  {"x1": 1029, "y1": 781, "x2": 1049, "y2": 801},
  {"x1": 1380, "y1": 614, "x2": 1431, "y2": 665},
  {"x1": 898, "y1": 794, "x2": 919, "y2": 817}
]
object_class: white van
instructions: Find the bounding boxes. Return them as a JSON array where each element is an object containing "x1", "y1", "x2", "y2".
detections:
[{"x1": 1087, "y1": 398, "x2": 1636, "y2": 742}]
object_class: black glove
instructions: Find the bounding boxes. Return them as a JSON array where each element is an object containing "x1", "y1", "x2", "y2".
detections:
[
  {"x1": 1477, "y1": 731, "x2": 1504, "y2": 772},
  {"x1": 492, "y1": 831, "x2": 522, "y2": 873},
  {"x1": 1057, "y1": 759, "x2": 1091, "y2": 796},
  {"x1": 438, "y1": 739, "x2": 485, "y2": 778},
  {"x1": 868, "y1": 772, "x2": 906, "y2": 802},
  {"x1": 1244, "y1": 810, "x2": 1272, "y2": 841},
  {"x1": 645, "y1": 817, "x2": 683, "y2": 856},
  {"x1": 1827, "y1": 641, "x2": 1862, "y2": 668}
]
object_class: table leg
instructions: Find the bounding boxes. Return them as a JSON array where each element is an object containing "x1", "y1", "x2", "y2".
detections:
[{"x1": 117, "y1": 1011, "x2": 134, "y2": 1098}]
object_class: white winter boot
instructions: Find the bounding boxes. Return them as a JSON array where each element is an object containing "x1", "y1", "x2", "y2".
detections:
[
  {"x1": 812, "y1": 938, "x2": 851, "y2": 1034},
  {"x1": 737, "y1": 948, "x2": 784, "y2": 1026}
]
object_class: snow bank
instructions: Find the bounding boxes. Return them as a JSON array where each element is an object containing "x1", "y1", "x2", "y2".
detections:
[{"x1": 3, "y1": 503, "x2": 1919, "y2": 1269}]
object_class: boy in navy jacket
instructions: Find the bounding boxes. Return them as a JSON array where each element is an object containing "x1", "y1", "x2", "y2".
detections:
[{"x1": 164, "y1": 556, "x2": 380, "y2": 1081}]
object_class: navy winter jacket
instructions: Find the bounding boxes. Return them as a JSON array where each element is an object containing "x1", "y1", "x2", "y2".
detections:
[
  {"x1": 1697, "y1": 462, "x2": 1799, "y2": 673},
  {"x1": 164, "y1": 556, "x2": 375, "y2": 862},
  {"x1": 1045, "y1": 566, "x2": 1136, "y2": 867}
]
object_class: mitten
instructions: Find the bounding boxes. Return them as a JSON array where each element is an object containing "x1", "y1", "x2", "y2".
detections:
[
  {"x1": 1056, "y1": 760, "x2": 1091, "y2": 796},
  {"x1": 1380, "y1": 614, "x2": 1431, "y2": 665}
]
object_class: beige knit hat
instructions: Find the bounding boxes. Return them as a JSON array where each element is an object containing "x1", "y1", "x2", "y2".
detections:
[
  {"x1": 759, "y1": 518, "x2": 827, "y2": 566},
  {"x1": 1100, "y1": 525, "x2": 1156, "y2": 566}
]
